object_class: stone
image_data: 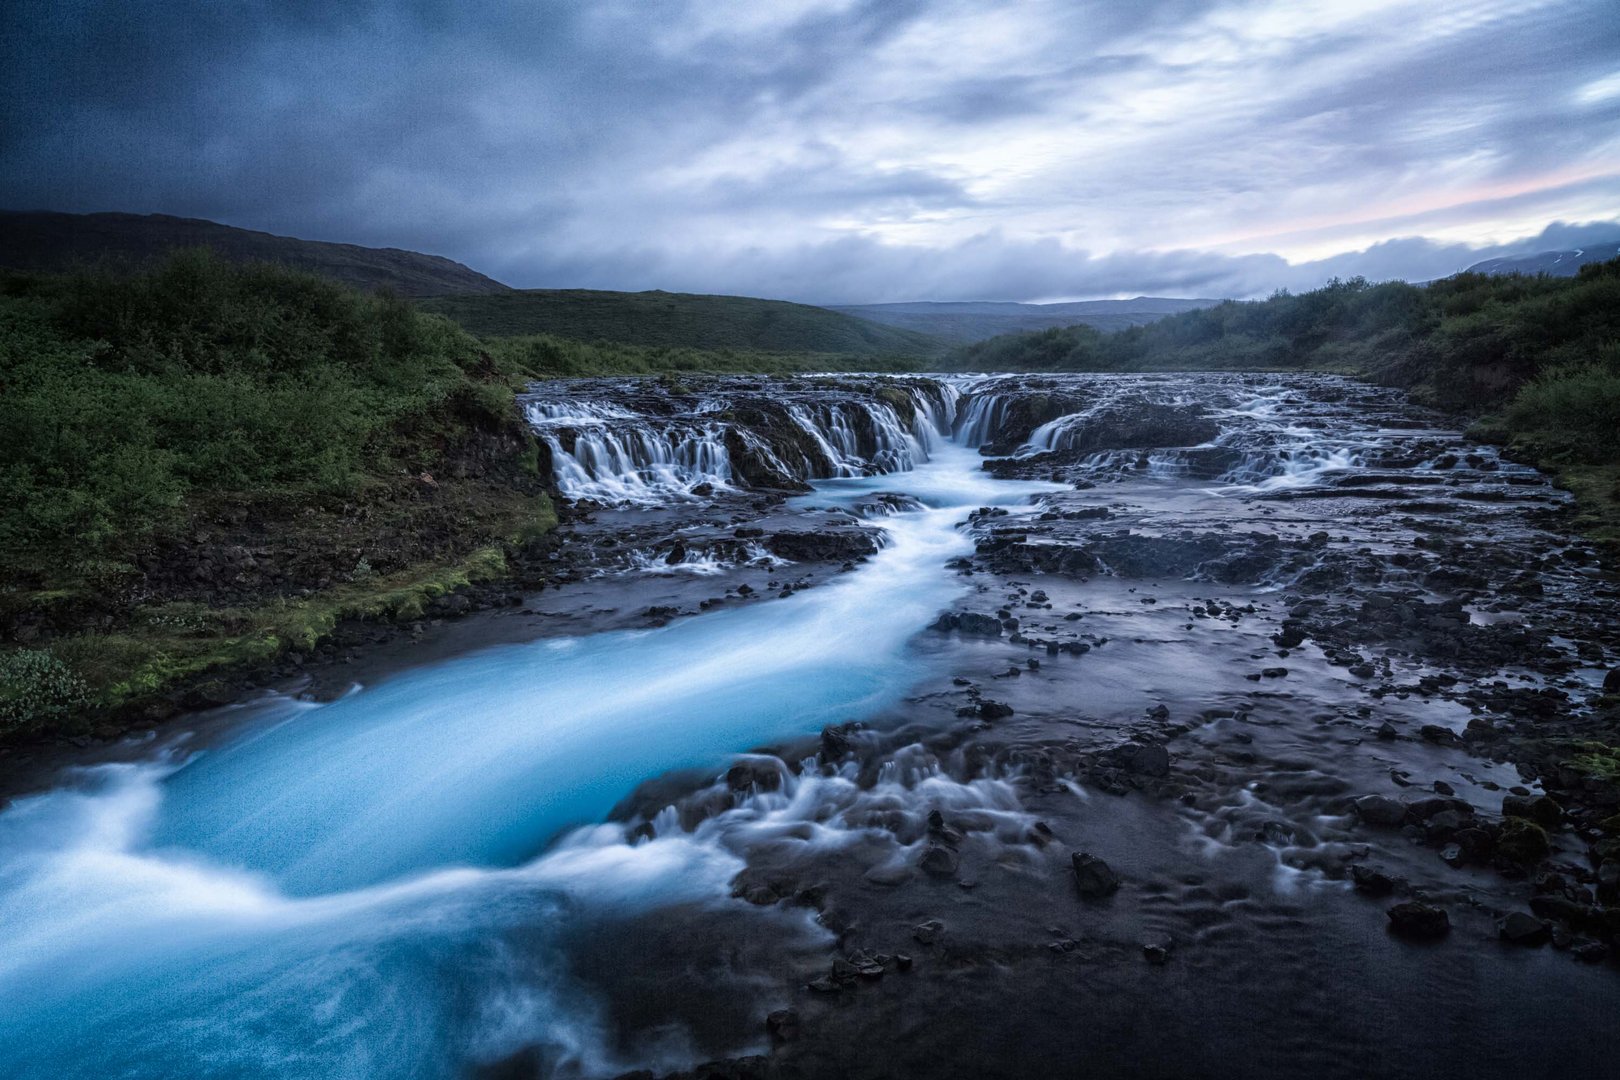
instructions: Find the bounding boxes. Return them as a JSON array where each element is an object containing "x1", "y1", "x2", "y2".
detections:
[
  {"x1": 1387, "y1": 901, "x2": 1450, "y2": 940},
  {"x1": 1498, "y1": 912, "x2": 1550, "y2": 946},
  {"x1": 1501, "y1": 793, "x2": 1562, "y2": 827},
  {"x1": 1350, "y1": 865, "x2": 1395, "y2": 896},
  {"x1": 920, "y1": 845, "x2": 960, "y2": 877},
  {"x1": 766, "y1": 1009, "x2": 799, "y2": 1042},
  {"x1": 1497, "y1": 818, "x2": 1551, "y2": 864},
  {"x1": 1352, "y1": 795, "x2": 1407, "y2": 827},
  {"x1": 1071, "y1": 852, "x2": 1121, "y2": 898},
  {"x1": 912, "y1": 919, "x2": 945, "y2": 945}
]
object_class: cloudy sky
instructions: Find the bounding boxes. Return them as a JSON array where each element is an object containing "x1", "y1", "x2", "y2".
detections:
[{"x1": 3, "y1": 0, "x2": 1618, "y2": 302}]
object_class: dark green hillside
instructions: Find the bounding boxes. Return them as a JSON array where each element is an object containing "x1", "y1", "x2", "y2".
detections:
[
  {"x1": 417, "y1": 288, "x2": 945, "y2": 356},
  {"x1": 0, "y1": 210, "x2": 511, "y2": 297},
  {"x1": 831, "y1": 297, "x2": 1219, "y2": 343}
]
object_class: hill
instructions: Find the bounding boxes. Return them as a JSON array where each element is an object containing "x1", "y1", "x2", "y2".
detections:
[
  {"x1": 829, "y1": 297, "x2": 1219, "y2": 343},
  {"x1": 418, "y1": 289, "x2": 945, "y2": 356},
  {"x1": 0, "y1": 210, "x2": 510, "y2": 297},
  {"x1": 1466, "y1": 241, "x2": 1620, "y2": 278}
]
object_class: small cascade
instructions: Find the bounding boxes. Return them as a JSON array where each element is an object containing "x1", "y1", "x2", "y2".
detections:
[
  {"x1": 524, "y1": 377, "x2": 957, "y2": 503},
  {"x1": 954, "y1": 392, "x2": 1015, "y2": 447},
  {"x1": 1216, "y1": 446, "x2": 1364, "y2": 489}
]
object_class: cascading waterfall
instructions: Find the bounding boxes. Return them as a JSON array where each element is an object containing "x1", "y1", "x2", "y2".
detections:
[{"x1": 527, "y1": 379, "x2": 959, "y2": 503}]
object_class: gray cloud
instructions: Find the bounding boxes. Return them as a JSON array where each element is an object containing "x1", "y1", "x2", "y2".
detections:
[{"x1": 3, "y1": 0, "x2": 1618, "y2": 301}]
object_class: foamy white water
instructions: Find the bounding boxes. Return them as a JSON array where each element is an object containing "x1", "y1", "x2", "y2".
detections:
[{"x1": 0, "y1": 440, "x2": 1058, "y2": 1079}]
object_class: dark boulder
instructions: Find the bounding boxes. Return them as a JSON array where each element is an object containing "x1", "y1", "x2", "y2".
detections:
[
  {"x1": 1350, "y1": 865, "x2": 1395, "y2": 895},
  {"x1": 1501, "y1": 793, "x2": 1561, "y2": 827},
  {"x1": 1387, "y1": 901, "x2": 1450, "y2": 940},
  {"x1": 764, "y1": 530, "x2": 881, "y2": 562},
  {"x1": 1071, "y1": 852, "x2": 1121, "y2": 898},
  {"x1": 935, "y1": 611, "x2": 1004, "y2": 637},
  {"x1": 1351, "y1": 795, "x2": 1407, "y2": 828},
  {"x1": 920, "y1": 845, "x2": 960, "y2": 878},
  {"x1": 1497, "y1": 818, "x2": 1551, "y2": 864},
  {"x1": 1498, "y1": 911, "x2": 1550, "y2": 946},
  {"x1": 765, "y1": 1009, "x2": 800, "y2": 1043}
]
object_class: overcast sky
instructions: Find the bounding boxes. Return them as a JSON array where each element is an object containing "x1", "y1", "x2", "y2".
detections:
[{"x1": 3, "y1": 0, "x2": 1618, "y2": 302}]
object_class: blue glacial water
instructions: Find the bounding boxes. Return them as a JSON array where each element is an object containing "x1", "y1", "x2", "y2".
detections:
[{"x1": 0, "y1": 442, "x2": 1058, "y2": 1079}]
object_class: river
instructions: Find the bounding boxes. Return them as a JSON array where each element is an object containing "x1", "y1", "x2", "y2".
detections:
[{"x1": 2, "y1": 372, "x2": 1617, "y2": 1079}]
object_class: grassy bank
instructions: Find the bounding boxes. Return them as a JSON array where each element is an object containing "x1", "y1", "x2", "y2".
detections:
[
  {"x1": 950, "y1": 259, "x2": 1620, "y2": 543},
  {"x1": 0, "y1": 253, "x2": 566, "y2": 740}
]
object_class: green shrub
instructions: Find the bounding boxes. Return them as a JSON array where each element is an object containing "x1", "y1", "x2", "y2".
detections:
[
  {"x1": 0, "y1": 649, "x2": 91, "y2": 734},
  {"x1": 1502, "y1": 348, "x2": 1620, "y2": 463}
]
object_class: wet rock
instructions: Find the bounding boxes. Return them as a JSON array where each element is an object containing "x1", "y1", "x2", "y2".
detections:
[
  {"x1": 1387, "y1": 901, "x2": 1450, "y2": 939},
  {"x1": 977, "y1": 700, "x2": 1014, "y2": 720},
  {"x1": 765, "y1": 1009, "x2": 799, "y2": 1043},
  {"x1": 764, "y1": 530, "x2": 881, "y2": 562},
  {"x1": 943, "y1": 611, "x2": 1004, "y2": 637},
  {"x1": 1352, "y1": 795, "x2": 1408, "y2": 827},
  {"x1": 820, "y1": 723, "x2": 862, "y2": 760},
  {"x1": 1142, "y1": 942, "x2": 1171, "y2": 965},
  {"x1": 1572, "y1": 940, "x2": 1610, "y2": 964},
  {"x1": 1498, "y1": 912, "x2": 1551, "y2": 946},
  {"x1": 1502, "y1": 793, "x2": 1562, "y2": 827},
  {"x1": 920, "y1": 845, "x2": 960, "y2": 878},
  {"x1": 1273, "y1": 623, "x2": 1307, "y2": 649},
  {"x1": 1350, "y1": 865, "x2": 1396, "y2": 896},
  {"x1": 1071, "y1": 852, "x2": 1121, "y2": 898},
  {"x1": 1497, "y1": 818, "x2": 1551, "y2": 864},
  {"x1": 1604, "y1": 667, "x2": 1620, "y2": 694},
  {"x1": 912, "y1": 918, "x2": 945, "y2": 945},
  {"x1": 725, "y1": 760, "x2": 782, "y2": 793},
  {"x1": 1105, "y1": 741, "x2": 1171, "y2": 778}
]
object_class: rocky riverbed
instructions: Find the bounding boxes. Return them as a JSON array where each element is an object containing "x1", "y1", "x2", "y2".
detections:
[{"x1": 1, "y1": 372, "x2": 1616, "y2": 1080}]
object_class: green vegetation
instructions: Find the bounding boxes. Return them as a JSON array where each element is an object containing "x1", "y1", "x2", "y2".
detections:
[
  {"x1": 418, "y1": 288, "x2": 944, "y2": 357},
  {"x1": 951, "y1": 259, "x2": 1620, "y2": 543},
  {"x1": 0, "y1": 252, "x2": 561, "y2": 736}
]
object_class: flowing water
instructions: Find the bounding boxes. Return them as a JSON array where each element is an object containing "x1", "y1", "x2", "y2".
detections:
[
  {"x1": 0, "y1": 404, "x2": 1059, "y2": 1078},
  {"x1": 3, "y1": 373, "x2": 1617, "y2": 1079}
]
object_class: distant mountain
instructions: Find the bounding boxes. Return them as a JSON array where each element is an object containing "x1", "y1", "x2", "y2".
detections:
[
  {"x1": 829, "y1": 297, "x2": 1221, "y2": 344},
  {"x1": 1465, "y1": 241, "x2": 1620, "y2": 278},
  {"x1": 418, "y1": 289, "x2": 945, "y2": 356},
  {"x1": 0, "y1": 210, "x2": 510, "y2": 297}
]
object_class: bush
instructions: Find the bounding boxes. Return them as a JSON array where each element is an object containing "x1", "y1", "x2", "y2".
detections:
[
  {"x1": 0, "y1": 649, "x2": 91, "y2": 734},
  {"x1": 1502, "y1": 349, "x2": 1620, "y2": 463},
  {"x1": 0, "y1": 252, "x2": 509, "y2": 569}
]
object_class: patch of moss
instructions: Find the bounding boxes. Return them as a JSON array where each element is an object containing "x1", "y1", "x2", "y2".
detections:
[
  {"x1": 1567, "y1": 741, "x2": 1620, "y2": 784},
  {"x1": 1497, "y1": 817, "x2": 1551, "y2": 863}
]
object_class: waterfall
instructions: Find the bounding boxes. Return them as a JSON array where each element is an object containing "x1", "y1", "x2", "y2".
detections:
[{"x1": 525, "y1": 378, "x2": 958, "y2": 503}]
